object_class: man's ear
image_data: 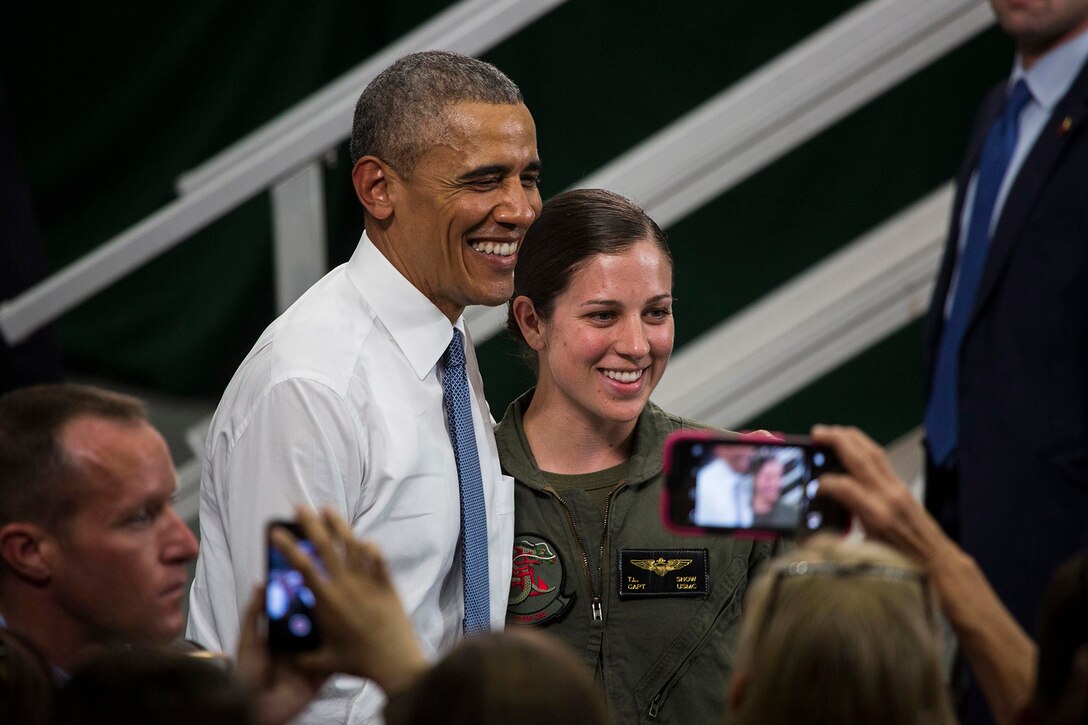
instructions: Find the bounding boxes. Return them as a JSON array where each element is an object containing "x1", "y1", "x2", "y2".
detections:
[
  {"x1": 728, "y1": 672, "x2": 747, "y2": 713},
  {"x1": 352, "y1": 156, "x2": 394, "y2": 221},
  {"x1": 511, "y1": 296, "x2": 546, "y2": 351},
  {"x1": 0, "y1": 523, "x2": 53, "y2": 584}
]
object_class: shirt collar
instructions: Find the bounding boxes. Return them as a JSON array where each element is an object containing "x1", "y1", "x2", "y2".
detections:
[
  {"x1": 345, "y1": 231, "x2": 460, "y2": 380},
  {"x1": 1012, "y1": 26, "x2": 1088, "y2": 111},
  {"x1": 0, "y1": 610, "x2": 70, "y2": 683}
]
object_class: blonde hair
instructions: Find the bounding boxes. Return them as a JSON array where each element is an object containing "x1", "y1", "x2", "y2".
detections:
[{"x1": 732, "y1": 536, "x2": 954, "y2": 725}]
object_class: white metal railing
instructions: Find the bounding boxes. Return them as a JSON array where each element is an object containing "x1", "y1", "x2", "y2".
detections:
[
  {"x1": 582, "y1": 0, "x2": 989, "y2": 224},
  {"x1": 463, "y1": 0, "x2": 993, "y2": 341},
  {"x1": 1, "y1": 0, "x2": 990, "y2": 349},
  {"x1": 0, "y1": 0, "x2": 568, "y2": 344},
  {"x1": 0, "y1": 0, "x2": 993, "y2": 524},
  {"x1": 651, "y1": 184, "x2": 953, "y2": 429}
]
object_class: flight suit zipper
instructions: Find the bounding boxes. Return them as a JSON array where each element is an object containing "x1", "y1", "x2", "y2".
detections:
[{"x1": 546, "y1": 483, "x2": 627, "y2": 621}]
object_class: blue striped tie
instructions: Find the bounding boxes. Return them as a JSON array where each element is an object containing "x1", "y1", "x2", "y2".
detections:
[
  {"x1": 925, "y1": 80, "x2": 1032, "y2": 466},
  {"x1": 441, "y1": 328, "x2": 491, "y2": 634}
]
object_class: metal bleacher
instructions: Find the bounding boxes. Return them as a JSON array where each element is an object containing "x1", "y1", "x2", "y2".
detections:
[{"x1": 0, "y1": 0, "x2": 996, "y2": 522}]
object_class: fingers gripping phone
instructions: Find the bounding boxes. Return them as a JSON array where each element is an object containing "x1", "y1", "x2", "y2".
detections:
[
  {"x1": 266, "y1": 521, "x2": 322, "y2": 652},
  {"x1": 662, "y1": 431, "x2": 851, "y2": 537}
]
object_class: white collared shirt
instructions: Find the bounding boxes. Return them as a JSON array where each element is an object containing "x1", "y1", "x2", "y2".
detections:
[
  {"x1": 187, "y1": 232, "x2": 514, "y2": 724},
  {"x1": 692, "y1": 459, "x2": 751, "y2": 528}
]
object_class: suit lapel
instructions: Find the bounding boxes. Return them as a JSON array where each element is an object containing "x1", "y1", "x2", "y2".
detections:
[{"x1": 969, "y1": 59, "x2": 1088, "y2": 329}]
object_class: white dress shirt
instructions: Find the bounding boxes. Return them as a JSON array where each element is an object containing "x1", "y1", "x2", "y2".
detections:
[
  {"x1": 187, "y1": 232, "x2": 514, "y2": 724},
  {"x1": 692, "y1": 458, "x2": 751, "y2": 527}
]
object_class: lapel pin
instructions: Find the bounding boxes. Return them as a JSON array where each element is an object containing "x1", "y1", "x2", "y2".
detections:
[{"x1": 1058, "y1": 116, "x2": 1072, "y2": 136}]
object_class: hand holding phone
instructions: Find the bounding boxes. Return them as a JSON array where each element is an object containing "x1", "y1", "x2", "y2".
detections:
[
  {"x1": 264, "y1": 508, "x2": 429, "y2": 692},
  {"x1": 662, "y1": 431, "x2": 851, "y2": 537},
  {"x1": 266, "y1": 521, "x2": 322, "y2": 652}
]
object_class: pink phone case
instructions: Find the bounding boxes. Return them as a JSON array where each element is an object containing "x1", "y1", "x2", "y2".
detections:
[{"x1": 659, "y1": 429, "x2": 850, "y2": 539}]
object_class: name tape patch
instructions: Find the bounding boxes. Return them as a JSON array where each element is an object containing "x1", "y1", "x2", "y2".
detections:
[{"x1": 618, "y1": 548, "x2": 709, "y2": 598}]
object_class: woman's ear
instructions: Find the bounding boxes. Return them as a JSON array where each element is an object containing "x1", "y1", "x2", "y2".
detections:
[
  {"x1": 511, "y1": 296, "x2": 546, "y2": 351},
  {"x1": 352, "y1": 157, "x2": 393, "y2": 220}
]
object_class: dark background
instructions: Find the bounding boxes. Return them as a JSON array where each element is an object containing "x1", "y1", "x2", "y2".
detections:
[{"x1": 0, "y1": 1, "x2": 1011, "y2": 443}]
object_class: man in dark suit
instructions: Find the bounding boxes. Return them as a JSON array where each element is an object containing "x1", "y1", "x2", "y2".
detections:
[{"x1": 924, "y1": 1, "x2": 1088, "y2": 722}]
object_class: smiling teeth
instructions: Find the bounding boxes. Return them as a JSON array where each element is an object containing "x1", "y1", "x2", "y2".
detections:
[
  {"x1": 603, "y1": 369, "x2": 643, "y2": 383},
  {"x1": 472, "y1": 241, "x2": 518, "y2": 256}
]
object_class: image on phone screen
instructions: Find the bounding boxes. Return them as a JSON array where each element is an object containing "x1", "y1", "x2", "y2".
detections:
[
  {"x1": 266, "y1": 521, "x2": 321, "y2": 652},
  {"x1": 664, "y1": 434, "x2": 849, "y2": 536},
  {"x1": 688, "y1": 442, "x2": 808, "y2": 530}
]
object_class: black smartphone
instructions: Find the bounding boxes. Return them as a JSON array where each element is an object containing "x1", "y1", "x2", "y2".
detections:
[
  {"x1": 266, "y1": 520, "x2": 322, "y2": 652},
  {"x1": 662, "y1": 431, "x2": 851, "y2": 537}
]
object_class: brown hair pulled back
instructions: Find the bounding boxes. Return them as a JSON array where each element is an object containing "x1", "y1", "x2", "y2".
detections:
[{"x1": 506, "y1": 188, "x2": 671, "y2": 368}]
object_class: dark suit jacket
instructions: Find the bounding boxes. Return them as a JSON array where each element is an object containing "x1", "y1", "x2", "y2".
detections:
[{"x1": 923, "y1": 56, "x2": 1088, "y2": 633}]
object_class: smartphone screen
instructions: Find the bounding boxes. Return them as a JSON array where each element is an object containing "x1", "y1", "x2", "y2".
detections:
[
  {"x1": 663, "y1": 433, "x2": 849, "y2": 537},
  {"x1": 266, "y1": 521, "x2": 321, "y2": 652}
]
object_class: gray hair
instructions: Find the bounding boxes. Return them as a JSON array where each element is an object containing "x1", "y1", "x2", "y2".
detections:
[{"x1": 349, "y1": 50, "x2": 524, "y2": 174}]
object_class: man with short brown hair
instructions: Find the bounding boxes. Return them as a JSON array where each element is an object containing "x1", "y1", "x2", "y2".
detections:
[{"x1": 0, "y1": 383, "x2": 199, "y2": 674}]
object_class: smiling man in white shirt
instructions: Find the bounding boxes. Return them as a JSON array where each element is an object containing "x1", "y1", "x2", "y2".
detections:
[{"x1": 187, "y1": 51, "x2": 542, "y2": 724}]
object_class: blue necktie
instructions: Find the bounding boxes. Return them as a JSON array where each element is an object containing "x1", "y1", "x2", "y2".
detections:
[
  {"x1": 925, "y1": 80, "x2": 1032, "y2": 466},
  {"x1": 441, "y1": 328, "x2": 491, "y2": 634}
]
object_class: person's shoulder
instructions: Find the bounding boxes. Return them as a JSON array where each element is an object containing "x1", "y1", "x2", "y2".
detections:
[
  {"x1": 645, "y1": 402, "x2": 725, "y2": 435},
  {"x1": 495, "y1": 390, "x2": 532, "y2": 436},
  {"x1": 258, "y1": 267, "x2": 383, "y2": 394},
  {"x1": 207, "y1": 347, "x2": 364, "y2": 460},
  {"x1": 494, "y1": 391, "x2": 537, "y2": 482},
  {"x1": 208, "y1": 270, "x2": 379, "y2": 440}
]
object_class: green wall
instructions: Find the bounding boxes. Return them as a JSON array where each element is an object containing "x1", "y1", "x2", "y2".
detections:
[{"x1": 1, "y1": 1, "x2": 1012, "y2": 443}]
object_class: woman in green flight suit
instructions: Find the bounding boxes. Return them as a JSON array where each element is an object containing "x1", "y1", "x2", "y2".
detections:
[{"x1": 497, "y1": 188, "x2": 780, "y2": 724}]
